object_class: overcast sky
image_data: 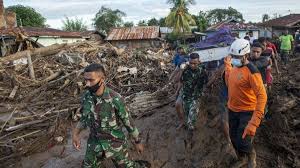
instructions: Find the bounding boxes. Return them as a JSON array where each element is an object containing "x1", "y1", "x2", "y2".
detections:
[{"x1": 3, "y1": 0, "x2": 300, "y2": 29}]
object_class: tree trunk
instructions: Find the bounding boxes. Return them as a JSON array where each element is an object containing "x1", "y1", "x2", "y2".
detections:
[{"x1": 0, "y1": 43, "x2": 69, "y2": 63}]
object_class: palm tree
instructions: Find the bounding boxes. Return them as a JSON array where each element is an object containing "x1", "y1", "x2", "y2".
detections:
[
  {"x1": 165, "y1": 0, "x2": 196, "y2": 34},
  {"x1": 262, "y1": 14, "x2": 270, "y2": 22},
  {"x1": 167, "y1": 0, "x2": 195, "y2": 10}
]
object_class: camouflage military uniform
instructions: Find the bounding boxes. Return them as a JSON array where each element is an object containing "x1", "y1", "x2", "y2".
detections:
[
  {"x1": 77, "y1": 87, "x2": 140, "y2": 168},
  {"x1": 181, "y1": 64, "x2": 207, "y2": 130}
]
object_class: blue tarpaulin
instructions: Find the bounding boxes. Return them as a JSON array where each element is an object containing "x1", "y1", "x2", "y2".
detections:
[{"x1": 192, "y1": 27, "x2": 235, "y2": 50}]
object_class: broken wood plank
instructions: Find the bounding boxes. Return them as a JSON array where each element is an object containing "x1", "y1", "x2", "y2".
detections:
[
  {"x1": 26, "y1": 52, "x2": 35, "y2": 80},
  {"x1": 5, "y1": 120, "x2": 44, "y2": 132},
  {"x1": 8, "y1": 85, "x2": 19, "y2": 100},
  {"x1": 0, "y1": 108, "x2": 17, "y2": 134}
]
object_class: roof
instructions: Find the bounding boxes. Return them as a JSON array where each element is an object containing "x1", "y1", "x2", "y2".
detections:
[
  {"x1": 106, "y1": 26, "x2": 160, "y2": 41},
  {"x1": 207, "y1": 19, "x2": 259, "y2": 31},
  {"x1": 22, "y1": 27, "x2": 83, "y2": 37},
  {"x1": 258, "y1": 14, "x2": 300, "y2": 28},
  {"x1": 81, "y1": 30, "x2": 106, "y2": 38},
  {"x1": 0, "y1": 27, "x2": 86, "y2": 38}
]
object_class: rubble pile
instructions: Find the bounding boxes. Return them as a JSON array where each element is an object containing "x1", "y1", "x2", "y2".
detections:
[{"x1": 0, "y1": 41, "x2": 174, "y2": 161}]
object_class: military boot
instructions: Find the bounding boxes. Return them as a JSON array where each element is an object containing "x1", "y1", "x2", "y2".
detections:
[{"x1": 247, "y1": 149, "x2": 257, "y2": 168}]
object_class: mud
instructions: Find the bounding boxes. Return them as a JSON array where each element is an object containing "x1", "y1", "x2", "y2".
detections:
[{"x1": 4, "y1": 58, "x2": 300, "y2": 168}]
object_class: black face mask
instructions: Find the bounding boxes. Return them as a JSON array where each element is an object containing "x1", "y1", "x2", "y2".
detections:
[{"x1": 87, "y1": 81, "x2": 102, "y2": 93}]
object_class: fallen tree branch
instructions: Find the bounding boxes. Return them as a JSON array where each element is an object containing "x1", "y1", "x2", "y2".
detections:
[{"x1": 0, "y1": 43, "x2": 69, "y2": 63}]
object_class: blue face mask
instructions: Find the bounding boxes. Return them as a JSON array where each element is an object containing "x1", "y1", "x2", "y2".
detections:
[{"x1": 231, "y1": 58, "x2": 243, "y2": 67}]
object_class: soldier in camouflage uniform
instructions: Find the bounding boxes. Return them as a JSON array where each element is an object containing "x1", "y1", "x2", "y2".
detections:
[
  {"x1": 176, "y1": 53, "x2": 208, "y2": 131},
  {"x1": 72, "y1": 64, "x2": 145, "y2": 168}
]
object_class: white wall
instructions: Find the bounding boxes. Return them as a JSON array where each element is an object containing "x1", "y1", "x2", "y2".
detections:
[
  {"x1": 237, "y1": 30, "x2": 259, "y2": 39},
  {"x1": 31, "y1": 36, "x2": 86, "y2": 46}
]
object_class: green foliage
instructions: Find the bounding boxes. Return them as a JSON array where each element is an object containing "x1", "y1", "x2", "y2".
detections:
[
  {"x1": 62, "y1": 17, "x2": 87, "y2": 31},
  {"x1": 6, "y1": 5, "x2": 46, "y2": 27},
  {"x1": 123, "y1": 21, "x2": 134, "y2": 27},
  {"x1": 206, "y1": 7, "x2": 244, "y2": 25},
  {"x1": 167, "y1": 0, "x2": 195, "y2": 10},
  {"x1": 137, "y1": 20, "x2": 147, "y2": 26},
  {"x1": 147, "y1": 18, "x2": 159, "y2": 26},
  {"x1": 158, "y1": 18, "x2": 166, "y2": 27},
  {"x1": 166, "y1": 32, "x2": 180, "y2": 43},
  {"x1": 165, "y1": 0, "x2": 196, "y2": 34},
  {"x1": 192, "y1": 11, "x2": 208, "y2": 32},
  {"x1": 93, "y1": 6, "x2": 126, "y2": 34}
]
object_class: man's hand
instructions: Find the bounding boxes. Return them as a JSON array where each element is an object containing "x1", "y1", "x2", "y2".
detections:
[
  {"x1": 224, "y1": 55, "x2": 232, "y2": 63},
  {"x1": 72, "y1": 129, "x2": 81, "y2": 151},
  {"x1": 135, "y1": 143, "x2": 144, "y2": 154},
  {"x1": 242, "y1": 123, "x2": 257, "y2": 139}
]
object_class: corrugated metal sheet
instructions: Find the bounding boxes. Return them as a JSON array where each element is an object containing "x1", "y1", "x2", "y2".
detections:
[
  {"x1": 207, "y1": 19, "x2": 259, "y2": 31},
  {"x1": 0, "y1": 27, "x2": 84, "y2": 38},
  {"x1": 23, "y1": 27, "x2": 83, "y2": 37},
  {"x1": 258, "y1": 14, "x2": 300, "y2": 28},
  {"x1": 106, "y1": 26, "x2": 160, "y2": 41}
]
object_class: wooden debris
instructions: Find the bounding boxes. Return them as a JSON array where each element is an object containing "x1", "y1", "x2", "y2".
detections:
[
  {"x1": 8, "y1": 85, "x2": 19, "y2": 100},
  {"x1": 26, "y1": 52, "x2": 35, "y2": 80},
  {"x1": 0, "y1": 41, "x2": 173, "y2": 159}
]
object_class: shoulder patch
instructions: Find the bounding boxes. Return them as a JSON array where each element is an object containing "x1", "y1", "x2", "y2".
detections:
[{"x1": 246, "y1": 63, "x2": 260, "y2": 74}]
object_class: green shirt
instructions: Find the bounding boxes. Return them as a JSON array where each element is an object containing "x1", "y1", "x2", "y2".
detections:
[
  {"x1": 78, "y1": 87, "x2": 139, "y2": 142},
  {"x1": 181, "y1": 64, "x2": 208, "y2": 101},
  {"x1": 280, "y1": 35, "x2": 294, "y2": 50}
]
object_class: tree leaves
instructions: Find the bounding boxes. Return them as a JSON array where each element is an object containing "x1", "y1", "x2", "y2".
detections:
[
  {"x1": 6, "y1": 5, "x2": 46, "y2": 27},
  {"x1": 206, "y1": 7, "x2": 244, "y2": 25},
  {"x1": 62, "y1": 17, "x2": 87, "y2": 31},
  {"x1": 93, "y1": 6, "x2": 126, "y2": 35},
  {"x1": 166, "y1": 0, "x2": 195, "y2": 34}
]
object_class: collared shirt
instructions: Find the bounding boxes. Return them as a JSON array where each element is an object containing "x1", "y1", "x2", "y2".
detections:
[{"x1": 77, "y1": 87, "x2": 139, "y2": 142}]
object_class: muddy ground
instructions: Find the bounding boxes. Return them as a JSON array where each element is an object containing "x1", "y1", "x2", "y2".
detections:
[{"x1": 4, "y1": 57, "x2": 300, "y2": 168}]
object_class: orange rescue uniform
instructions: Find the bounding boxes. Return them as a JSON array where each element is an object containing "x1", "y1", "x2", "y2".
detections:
[{"x1": 224, "y1": 58, "x2": 267, "y2": 130}]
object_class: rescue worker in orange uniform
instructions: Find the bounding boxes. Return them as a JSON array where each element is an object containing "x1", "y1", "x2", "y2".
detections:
[{"x1": 224, "y1": 39, "x2": 267, "y2": 168}]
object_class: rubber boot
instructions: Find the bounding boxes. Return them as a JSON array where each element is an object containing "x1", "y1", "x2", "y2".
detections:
[
  {"x1": 247, "y1": 149, "x2": 257, "y2": 168},
  {"x1": 231, "y1": 153, "x2": 248, "y2": 168}
]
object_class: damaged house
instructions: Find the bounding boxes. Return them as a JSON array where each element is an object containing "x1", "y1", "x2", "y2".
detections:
[
  {"x1": 206, "y1": 18, "x2": 259, "y2": 39},
  {"x1": 258, "y1": 14, "x2": 300, "y2": 37},
  {"x1": 106, "y1": 26, "x2": 162, "y2": 49}
]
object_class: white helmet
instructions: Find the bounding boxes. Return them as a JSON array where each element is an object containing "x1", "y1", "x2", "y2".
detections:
[{"x1": 229, "y1": 39, "x2": 251, "y2": 56}]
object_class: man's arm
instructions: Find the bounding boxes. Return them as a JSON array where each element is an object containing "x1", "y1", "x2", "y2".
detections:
[
  {"x1": 224, "y1": 56, "x2": 232, "y2": 86},
  {"x1": 249, "y1": 73, "x2": 267, "y2": 125},
  {"x1": 114, "y1": 97, "x2": 139, "y2": 140},
  {"x1": 291, "y1": 35, "x2": 295, "y2": 51},
  {"x1": 72, "y1": 93, "x2": 91, "y2": 150},
  {"x1": 253, "y1": 58, "x2": 269, "y2": 68}
]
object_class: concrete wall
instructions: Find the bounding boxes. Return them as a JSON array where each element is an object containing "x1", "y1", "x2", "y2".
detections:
[
  {"x1": 31, "y1": 36, "x2": 86, "y2": 46},
  {"x1": 110, "y1": 40, "x2": 161, "y2": 49}
]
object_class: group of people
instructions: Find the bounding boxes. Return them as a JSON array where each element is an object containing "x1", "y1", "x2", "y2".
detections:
[
  {"x1": 70, "y1": 30, "x2": 292, "y2": 168},
  {"x1": 170, "y1": 36, "x2": 285, "y2": 167},
  {"x1": 245, "y1": 29, "x2": 297, "y2": 66}
]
